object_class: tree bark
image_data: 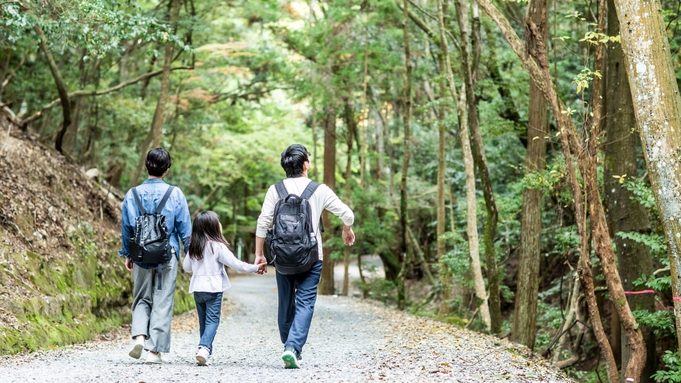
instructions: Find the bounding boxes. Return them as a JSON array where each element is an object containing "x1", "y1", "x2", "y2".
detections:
[
  {"x1": 342, "y1": 101, "x2": 355, "y2": 297},
  {"x1": 34, "y1": 25, "x2": 72, "y2": 154},
  {"x1": 604, "y1": 0, "x2": 656, "y2": 380},
  {"x1": 437, "y1": 0, "x2": 490, "y2": 331},
  {"x1": 456, "y1": 0, "x2": 501, "y2": 334},
  {"x1": 436, "y1": 39, "x2": 447, "y2": 273},
  {"x1": 551, "y1": 272, "x2": 581, "y2": 364},
  {"x1": 131, "y1": 0, "x2": 182, "y2": 185},
  {"x1": 511, "y1": 0, "x2": 548, "y2": 350},
  {"x1": 613, "y1": 0, "x2": 681, "y2": 361},
  {"x1": 475, "y1": 0, "x2": 645, "y2": 381},
  {"x1": 397, "y1": 0, "x2": 413, "y2": 310},
  {"x1": 319, "y1": 106, "x2": 337, "y2": 295}
]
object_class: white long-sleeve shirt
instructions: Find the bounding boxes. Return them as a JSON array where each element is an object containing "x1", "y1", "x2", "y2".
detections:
[
  {"x1": 256, "y1": 177, "x2": 354, "y2": 256},
  {"x1": 182, "y1": 241, "x2": 258, "y2": 293}
]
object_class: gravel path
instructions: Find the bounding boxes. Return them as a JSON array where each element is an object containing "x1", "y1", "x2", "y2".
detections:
[{"x1": 0, "y1": 272, "x2": 576, "y2": 383}]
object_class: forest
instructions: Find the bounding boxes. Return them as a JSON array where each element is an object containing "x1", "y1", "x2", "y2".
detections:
[{"x1": 2, "y1": 0, "x2": 681, "y2": 382}]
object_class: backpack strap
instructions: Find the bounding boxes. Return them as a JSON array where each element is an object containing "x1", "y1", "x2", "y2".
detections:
[
  {"x1": 300, "y1": 181, "x2": 320, "y2": 200},
  {"x1": 131, "y1": 187, "x2": 147, "y2": 215},
  {"x1": 155, "y1": 186, "x2": 175, "y2": 214},
  {"x1": 274, "y1": 182, "x2": 288, "y2": 200},
  {"x1": 300, "y1": 181, "x2": 324, "y2": 234},
  {"x1": 155, "y1": 186, "x2": 174, "y2": 289},
  {"x1": 156, "y1": 264, "x2": 163, "y2": 290}
]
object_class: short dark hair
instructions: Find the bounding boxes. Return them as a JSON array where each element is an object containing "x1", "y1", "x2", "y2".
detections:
[
  {"x1": 146, "y1": 148, "x2": 172, "y2": 177},
  {"x1": 280, "y1": 144, "x2": 310, "y2": 178}
]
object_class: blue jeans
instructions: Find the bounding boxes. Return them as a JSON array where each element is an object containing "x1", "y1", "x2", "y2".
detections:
[
  {"x1": 194, "y1": 291, "x2": 223, "y2": 354},
  {"x1": 275, "y1": 260, "x2": 323, "y2": 354}
]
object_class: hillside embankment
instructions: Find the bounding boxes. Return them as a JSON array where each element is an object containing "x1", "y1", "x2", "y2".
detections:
[{"x1": 0, "y1": 110, "x2": 192, "y2": 354}]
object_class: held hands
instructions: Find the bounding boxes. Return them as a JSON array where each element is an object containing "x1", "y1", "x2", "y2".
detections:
[
  {"x1": 342, "y1": 226, "x2": 355, "y2": 246},
  {"x1": 254, "y1": 254, "x2": 268, "y2": 274}
]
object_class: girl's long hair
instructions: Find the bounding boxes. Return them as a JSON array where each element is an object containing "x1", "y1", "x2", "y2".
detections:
[{"x1": 188, "y1": 211, "x2": 230, "y2": 261}]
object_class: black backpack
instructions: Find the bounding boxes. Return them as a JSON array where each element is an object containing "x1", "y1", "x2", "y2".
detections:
[
  {"x1": 128, "y1": 185, "x2": 175, "y2": 289},
  {"x1": 265, "y1": 181, "x2": 321, "y2": 275}
]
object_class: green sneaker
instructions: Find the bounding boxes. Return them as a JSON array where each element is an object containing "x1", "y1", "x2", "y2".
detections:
[{"x1": 282, "y1": 346, "x2": 300, "y2": 369}]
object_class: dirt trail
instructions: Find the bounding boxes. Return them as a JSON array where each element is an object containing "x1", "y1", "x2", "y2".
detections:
[{"x1": 0, "y1": 271, "x2": 576, "y2": 383}]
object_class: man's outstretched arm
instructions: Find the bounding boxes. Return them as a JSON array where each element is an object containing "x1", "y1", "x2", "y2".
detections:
[{"x1": 322, "y1": 185, "x2": 355, "y2": 246}]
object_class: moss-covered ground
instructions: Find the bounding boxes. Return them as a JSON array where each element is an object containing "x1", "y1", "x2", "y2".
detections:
[{"x1": 0, "y1": 224, "x2": 193, "y2": 354}]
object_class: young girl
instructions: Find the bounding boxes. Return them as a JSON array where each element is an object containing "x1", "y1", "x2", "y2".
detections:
[{"x1": 183, "y1": 211, "x2": 267, "y2": 365}]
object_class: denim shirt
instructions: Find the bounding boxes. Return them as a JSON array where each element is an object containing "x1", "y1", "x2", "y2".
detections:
[{"x1": 119, "y1": 178, "x2": 192, "y2": 263}]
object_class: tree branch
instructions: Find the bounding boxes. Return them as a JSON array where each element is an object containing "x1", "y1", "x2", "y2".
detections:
[
  {"x1": 21, "y1": 65, "x2": 193, "y2": 126},
  {"x1": 1, "y1": 50, "x2": 28, "y2": 88},
  {"x1": 396, "y1": 0, "x2": 461, "y2": 51}
]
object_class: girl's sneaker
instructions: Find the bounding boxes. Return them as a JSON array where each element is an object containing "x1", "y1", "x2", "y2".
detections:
[
  {"x1": 145, "y1": 351, "x2": 164, "y2": 364},
  {"x1": 196, "y1": 347, "x2": 209, "y2": 366}
]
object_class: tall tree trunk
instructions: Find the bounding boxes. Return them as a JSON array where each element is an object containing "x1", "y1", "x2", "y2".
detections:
[
  {"x1": 374, "y1": 93, "x2": 385, "y2": 181},
  {"x1": 436, "y1": 4, "x2": 453, "y2": 315},
  {"x1": 613, "y1": 0, "x2": 681, "y2": 360},
  {"x1": 437, "y1": 0, "x2": 491, "y2": 331},
  {"x1": 312, "y1": 110, "x2": 319, "y2": 181},
  {"x1": 319, "y1": 107, "x2": 337, "y2": 295},
  {"x1": 131, "y1": 0, "x2": 181, "y2": 185},
  {"x1": 435, "y1": 34, "x2": 449, "y2": 315},
  {"x1": 456, "y1": 0, "x2": 501, "y2": 334},
  {"x1": 140, "y1": 55, "x2": 158, "y2": 101},
  {"x1": 397, "y1": 0, "x2": 413, "y2": 310},
  {"x1": 436, "y1": 13, "x2": 447, "y2": 270},
  {"x1": 34, "y1": 25, "x2": 72, "y2": 154},
  {"x1": 476, "y1": 0, "x2": 645, "y2": 381},
  {"x1": 440, "y1": 185, "x2": 457, "y2": 315},
  {"x1": 360, "y1": 41, "x2": 369, "y2": 189},
  {"x1": 604, "y1": 1, "x2": 656, "y2": 380},
  {"x1": 342, "y1": 101, "x2": 355, "y2": 297},
  {"x1": 511, "y1": 0, "x2": 548, "y2": 349}
]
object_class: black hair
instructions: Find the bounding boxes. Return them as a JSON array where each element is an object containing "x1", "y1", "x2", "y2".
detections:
[
  {"x1": 146, "y1": 148, "x2": 172, "y2": 177},
  {"x1": 188, "y1": 211, "x2": 230, "y2": 261},
  {"x1": 280, "y1": 144, "x2": 310, "y2": 178}
]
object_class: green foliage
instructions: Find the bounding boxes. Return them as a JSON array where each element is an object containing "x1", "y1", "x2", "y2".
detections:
[
  {"x1": 621, "y1": 177, "x2": 660, "y2": 215},
  {"x1": 634, "y1": 272, "x2": 672, "y2": 293},
  {"x1": 634, "y1": 309, "x2": 676, "y2": 337},
  {"x1": 4, "y1": 0, "x2": 681, "y2": 373},
  {"x1": 617, "y1": 231, "x2": 667, "y2": 258},
  {"x1": 354, "y1": 277, "x2": 397, "y2": 304},
  {"x1": 653, "y1": 351, "x2": 681, "y2": 383}
]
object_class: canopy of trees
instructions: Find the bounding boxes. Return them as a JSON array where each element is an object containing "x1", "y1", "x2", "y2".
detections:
[{"x1": 4, "y1": 0, "x2": 681, "y2": 381}]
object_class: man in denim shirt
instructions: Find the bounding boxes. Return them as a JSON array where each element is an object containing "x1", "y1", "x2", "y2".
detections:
[{"x1": 119, "y1": 148, "x2": 192, "y2": 363}]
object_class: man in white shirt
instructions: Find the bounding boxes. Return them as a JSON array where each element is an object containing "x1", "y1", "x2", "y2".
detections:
[{"x1": 255, "y1": 144, "x2": 355, "y2": 369}]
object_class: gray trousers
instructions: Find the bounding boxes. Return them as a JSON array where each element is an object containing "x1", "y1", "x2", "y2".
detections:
[{"x1": 131, "y1": 255, "x2": 178, "y2": 353}]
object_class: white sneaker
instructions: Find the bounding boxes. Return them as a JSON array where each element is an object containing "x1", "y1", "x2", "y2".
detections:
[
  {"x1": 128, "y1": 336, "x2": 145, "y2": 359},
  {"x1": 145, "y1": 351, "x2": 163, "y2": 364},
  {"x1": 195, "y1": 347, "x2": 209, "y2": 366}
]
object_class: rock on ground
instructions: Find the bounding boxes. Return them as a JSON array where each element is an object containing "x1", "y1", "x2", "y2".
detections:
[{"x1": 0, "y1": 271, "x2": 577, "y2": 383}]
